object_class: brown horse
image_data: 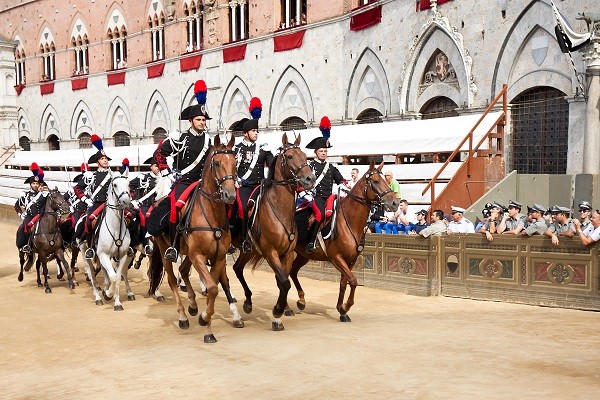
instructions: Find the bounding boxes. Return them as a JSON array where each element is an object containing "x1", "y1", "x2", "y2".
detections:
[
  {"x1": 18, "y1": 189, "x2": 74, "y2": 293},
  {"x1": 232, "y1": 133, "x2": 316, "y2": 331},
  {"x1": 149, "y1": 134, "x2": 237, "y2": 343},
  {"x1": 289, "y1": 161, "x2": 399, "y2": 321}
]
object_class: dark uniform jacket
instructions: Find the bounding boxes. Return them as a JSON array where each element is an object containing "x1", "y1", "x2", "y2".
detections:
[
  {"x1": 310, "y1": 159, "x2": 344, "y2": 199},
  {"x1": 74, "y1": 168, "x2": 110, "y2": 204},
  {"x1": 130, "y1": 172, "x2": 158, "y2": 207},
  {"x1": 234, "y1": 140, "x2": 274, "y2": 187},
  {"x1": 154, "y1": 129, "x2": 211, "y2": 187},
  {"x1": 65, "y1": 187, "x2": 86, "y2": 213},
  {"x1": 14, "y1": 190, "x2": 37, "y2": 216}
]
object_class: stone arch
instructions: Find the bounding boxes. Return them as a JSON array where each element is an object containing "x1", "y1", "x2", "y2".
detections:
[
  {"x1": 39, "y1": 104, "x2": 61, "y2": 142},
  {"x1": 70, "y1": 100, "x2": 95, "y2": 140},
  {"x1": 105, "y1": 3, "x2": 128, "y2": 35},
  {"x1": 145, "y1": 90, "x2": 171, "y2": 134},
  {"x1": 70, "y1": 14, "x2": 90, "y2": 44},
  {"x1": 17, "y1": 108, "x2": 32, "y2": 140},
  {"x1": 105, "y1": 97, "x2": 132, "y2": 136},
  {"x1": 346, "y1": 48, "x2": 391, "y2": 120},
  {"x1": 219, "y1": 75, "x2": 252, "y2": 131},
  {"x1": 147, "y1": 0, "x2": 166, "y2": 21},
  {"x1": 399, "y1": 14, "x2": 475, "y2": 113},
  {"x1": 269, "y1": 66, "x2": 314, "y2": 127},
  {"x1": 38, "y1": 25, "x2": 55, "y2": 49}
]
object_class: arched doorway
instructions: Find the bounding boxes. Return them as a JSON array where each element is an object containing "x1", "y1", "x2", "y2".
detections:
[
  {"x1": 152, "y1": 127, "x2": 167, "y2": 144},
  {"x1": 510, "y1": 87, "x2": 569, "y2": 174},
  {"x1": 280, "y1": 116, "x2": 306, "y2": 131},
  {"x1": 420, "y1": 97, "x2": 459, "y2": 120},
  {"x1": 356, "y1": 108, "x2": 383, "y2": 124},
  {"x1": 19, "y1": 136, "x2": 30, "y2": 151},
  {"x1": 114, "y1": 131, "x2": 130, "y2": 147},
  {"x1": 47, "y1": 134, "x2": 60, "y2": 150}
]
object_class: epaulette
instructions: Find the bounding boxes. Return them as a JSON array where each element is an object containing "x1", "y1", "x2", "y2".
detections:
[
  {"x1": 167, "y1": 129, "x2": 183, "y2": 143},
  {"x1": 259, "y1": 143, "x2": 271, "y2": 152}
]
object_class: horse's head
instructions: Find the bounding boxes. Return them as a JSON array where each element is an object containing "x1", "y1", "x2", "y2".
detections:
[
  {"x1": 359, "y1": 161, "x2": 399, "y2": 212},
  {"x1": 47, "y1": 188, "x2": 71, "y2": 217},
  {"x1": 206, "y1": 134, "x2": 237, "y2": 204},
  {"x1": 109, "y1": 172, "x2": 133, "y2": 210},
  {"x1": 279, "y1": 132, "x2": 316, "y2": 190}
]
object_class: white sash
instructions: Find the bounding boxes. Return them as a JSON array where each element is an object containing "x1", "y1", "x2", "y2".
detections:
[
  {"x1": 241, "y1": 148, "x2": 260, "y2": 180},
  {"x1": 137, "y1": 186, "x2": 158, "y2": 203},
  {"x1": 313, "y1": 161, "x2": 330, "y2": 188},
  {"x1": 91, "y1": 173, "x2": 111, "y2": 201},
  {"x1": 180, "y1": 136, "x2": 210, "y2": 176}
]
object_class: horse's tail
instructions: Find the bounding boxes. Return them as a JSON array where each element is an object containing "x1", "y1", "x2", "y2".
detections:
[
  {"x1": 24, "y1": 253, "x2": 34, "y2": 272},
  {"x1": 249, "y1": 254, "x2": 264, "y2": 273},
  {"x1": 148, "y1": 244, "x2": 165, "y2": 295}
]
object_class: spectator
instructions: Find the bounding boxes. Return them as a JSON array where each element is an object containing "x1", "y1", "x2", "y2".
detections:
[
  {"x1": 475, "y1": 207, "x2": 491, "y2": 232},
  {"x1": 544, "y1": 205, "x2": 576, "y2": 246},
  {"x1": 346, "y1": 168, "x2": 360, "y2": 190},
  {"x1": 573, "y1": 209, "x2": 600, "y2": 245},
  {"x1": 498, "y1": 200, "x2": 526, "y2": 235},
  {"x1": 394, "y1": 199, "x2": 416, "y2": 234},
  {"x1": 419, "y1": 209, "x2": 447, "y2": 237},
  {"x1": 577, "y1": 201, "x2": 592, "y2": 230},
  {"x1": 543, "y1": 209, "x2": 553, "y2": 225},
  {"x1": 446, "y1": 206, "x2": 475, "y2": 234},
  {"x1": 408, "y1": 209, "x2": 429, "y2": 235},
  {"x1": 374, "y1": 209, "x2": 397, "y2": 234},
  {"x1": 384, "y1": 170, "x2": 401, "y2": 198},
  {"x1": 520, "y1": 203, "x2": 548, "y2": 236},
  {"x1": 301, "y1": 13, "x2": 307, "y2": 24},
  {"x1": 366, "y1": 203, "x2": 384, "y2": 233},
  {"x1": 478, "y1": 202, "x2": 504, "y2": 242},
  {"x1": 116, "y1": 58, "x2": 123, "y2": 69}
]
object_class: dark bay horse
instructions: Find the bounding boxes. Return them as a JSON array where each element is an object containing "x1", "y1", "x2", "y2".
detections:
[
  {"x1": 18, "y1": 189, "x2": 74, "y2": 293},
  {"x1": 232, "y1": 133, "x2": 316, "y2": 331},
  {"x1": 149, "y1": 134, "x2": 237, "y2": 343},
  {"x1": 289, "y1": 161, "x2": 399, "y2": 321}
]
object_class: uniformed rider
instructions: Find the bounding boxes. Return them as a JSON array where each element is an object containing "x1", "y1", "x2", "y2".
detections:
[
  {"x1": 16, "y1": 165, "x2": 45, "y2": 253},
  {"x1": 14, "y1": 162, "x2": 42, "y2": 220},
  {"x1": 129, "y1": 156, "x2": 159, "y2": 254}
]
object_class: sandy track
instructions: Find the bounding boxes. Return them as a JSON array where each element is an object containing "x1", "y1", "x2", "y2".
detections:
[{"x1": 0, "y1": 221, "x2": 599, "y2": 399}]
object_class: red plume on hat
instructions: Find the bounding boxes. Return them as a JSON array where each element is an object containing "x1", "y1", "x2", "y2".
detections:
[
  {"x1": 121, "y1": 158, "x2": 129, "y2": 172},
  {"x1": 249, "y1": 97, "x2": 262, "y2": 119},
  {"x1": 319, "y1": 116, "x2": 331, "y2": 139},
  {"x1": 30, "y1": 162, "x2": 40, "y2": 177},
  {"x1": 194, "y1": 80, "x2": 207, "y2": 105},
  {"x1": 81, "y1": 163, "x2": 90, "y2": 172},
  {"x1": 91, "y1": 134, "x2": 103, "y2": 151}
]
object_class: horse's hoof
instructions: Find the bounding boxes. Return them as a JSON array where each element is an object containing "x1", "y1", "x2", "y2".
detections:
[
  {"x1": 68, "y1": 282, "x2": 75, "y2": 290},
  {"x1": 74, "y1": 267, "x2": 80, "y2": 272},
  {"x1": 102, "y1": 291, "x2": 113, "y2": 301},
  {"x1": 201, "y1": 290, "x2": 208, "y2": 297},
  {"x1": 18, "y1": 274, "x2": 23, "y2": 282},
  {"x1": 57, "y1": 273, "x2": 64, "y2": 281},
  {"x1": 114, "y1": 305, "x2": 124, "y2": 311},
  {"x1": 156, "y1": 295, "x2": 165, "y2": 302},
  {"x1": 44, "y1": 287, "x2": 52, "y2": 294},
  {"x1": 297, "y1": 300, "x2": 306, "y2": 310},
  {"x1": 233, "y1": 319, "x2": 244, "y2": 328},
  {"x1": 243, "y1": 301, "x2": 253, "y2": 314},
  {"x1": 95, "y1": 300, "x2": 103, "y2": 306},
  {"x1": 340, "y1": 314, "x2": 352, "y2": 322},
  {"x1": 179, "y1": 319, "x2": 190, "y2": 330},
  {"x1": 179, "y1": 285, "x2": 187, "y2": 293},
  {"x1": 127, "y1": 294, "x2": 136, "y2": 301},
  {"x1": 284, "y1": 309, "x2": 295, "y2": 317},
  {"x1": 204, "y1": 334, "x2": 217, "y2": 343},
  {"x1": 272, "y1": 321, "x2": 285, "y2": 331},
  {"x1": 231, "y1": 297, "x2": 237, "y2": 303},
  {"x1": 198, "y1": 314, "x2": 209, "y2": 327},
  {"x1": 188, "y1": 306, "x2": 198, "y2": 316},
  {"x1": 37, "y1": 283, "x2": 43, "y2": 288}
]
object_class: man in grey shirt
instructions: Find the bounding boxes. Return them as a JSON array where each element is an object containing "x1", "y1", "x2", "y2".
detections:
[
  {"x1": 520, "y1": 203, "x2": 548, "y2": 236},
  {"x1": 544, "y1": 205, "x2": 576, "y2": 246},
  {"x1": 498, "y1": 200, "x2": 526, "y2": 235},
  {"x1": 419, "y1": 209, "x2": 447, "y2": 238}
]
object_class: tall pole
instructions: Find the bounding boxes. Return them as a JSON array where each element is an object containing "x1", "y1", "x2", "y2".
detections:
[{"x1": 582, "y1": 37, "x2": 600, "y2": 173}]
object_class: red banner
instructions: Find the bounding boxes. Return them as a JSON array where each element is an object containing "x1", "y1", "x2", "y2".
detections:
[
  {"x1": 223, "y1": 44, "x2": 247, "y2": 63},
  {"x1": 40, "y1": 82, "x2": 55, "y2": 95},
  {"x1": 180, "y1": 53, "x2": 202, "y2": 72},
  {"x1": 14, "y1": 84, "x2": 25, "y2": 96},
  {"x1": 147, "y1": 62, "x2": 165, "y2": 79},
  {"x1": 71, "y1": 77, "x2": 88, "y2": 91},
  {"x1": 107, "y1": 71, "x2": 126, "y2": 86},
  {"x1": 419, "y1": 0, "x2": 452, "y2": 11},
  {"x1": 350, "y1": 5, "x2": 382, "y2": 31},
  {"x1": 274, "y1": 30, "x2": 306, "y2": 52}
]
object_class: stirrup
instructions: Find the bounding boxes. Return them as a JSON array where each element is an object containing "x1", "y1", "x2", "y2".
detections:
[
  {"x1": 164, "y1": 247, "x2": 178, "y2": 262},
  {"x1": 306, "y1": 241, "x2": 318, "y2": 253},
  {"x1": 144, "y1": 244, "x2": 152, "y2": 255},
  {"x1": 127, "y1": 247, "x2": 134, "y2": 256},
  {"x1": 84, "y1": 248, "x2": 95, "y2": 260},
  {"x1": 241, "y1": 240, "x2": 252, "y2": 253},
  {"x1": 227, "y1": 244, "x2": 236, "y2": 255},
  {"x1": 20, "y1": 245, "x2": 31, "y2": 254}
]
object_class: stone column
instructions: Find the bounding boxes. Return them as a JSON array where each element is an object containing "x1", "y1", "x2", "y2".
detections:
[
  {"x1": 582, "y1": 36, "x2": 600, "y2": 174},
  {"x1": 112, "y1": 40, "x2": 117, "y2": 69},
  {"x1": 239, "y1": 0, "x2": 246, "y2": 39},
  {"x1": 230, "y1": 1, "x2": 237, "y2": 41},
  {"x1": 158, "y1": 28, "x2": 163, "y2": 59},
  {"x1": 187, "y1": 18, "x2": 193, "y2": 47},
  {"x1": 151, "y1": 29, "x2": 157, "y2": 60}
]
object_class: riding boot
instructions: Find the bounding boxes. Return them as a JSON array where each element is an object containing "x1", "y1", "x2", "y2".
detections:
[
  {"x1": 84, "y1": 220, "x2": 95, "y2": 260},
  {"x1": 306, "y1": 221, "x2": 320, "y2": 253},
  {"x1": 20, "y1": 231, "x2": 32, "y2": 254},
  {"x1": 241, "y1": 218, "x2": 252, "y2": 253},
  {"x1": 164, "y1": 222, "x2": 179, "y2": 262}
]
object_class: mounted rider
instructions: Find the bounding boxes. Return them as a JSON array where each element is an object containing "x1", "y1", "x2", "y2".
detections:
[
  {"x1": 14, "y1": 162, "x2": 42, "y2": 220},
  {"x1": 302, "y1": 116, "x2": 345, "y2": 253},
  {"x1": 129, "y1": 156, "x2": 159, "y2": 254},
  {"x1": 153, "y1": 80, "x2": 213, "y2": 262},
  {"x1": 75, "y1": 134, "x2": 113, "y2": 260},
  {"x1": 16, "y1": 164, "x2": 46, "y2": 253},
  {"x1": 233, "y1": 97, "x2": 274, "y2": 253}
]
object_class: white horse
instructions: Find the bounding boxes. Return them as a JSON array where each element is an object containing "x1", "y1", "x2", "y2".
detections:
[{"x1": 81, "y1": 170, "x2": 134, "y2": 310}]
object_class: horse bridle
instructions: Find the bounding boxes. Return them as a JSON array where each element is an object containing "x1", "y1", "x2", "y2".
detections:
[
  {"x1": 109, "y1": 175, "x2": 132, "y2": 210},
  {"x1": 277, "y1": 144, "x2": 310, "y2": 185},
  {"x1": 345, "y1": 170, "x2": 394, "y2": 208},
  {"x1": 200, "y1": 148, "x2": 236, "y2": 201}
]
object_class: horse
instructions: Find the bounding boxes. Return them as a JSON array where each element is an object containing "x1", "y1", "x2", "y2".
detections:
[
  {"x1": 80, "y1": 170, "x2": 134, "y2": 310},
  {"x1": 149, "y1": 134, "x2": 237, "y2": 343},
  {"x1": 289, "y1": 161, "x2": 399, "y2": 322},
  {"x1": 17, "y1": 189, "x2": 73, "y2": 293},
  {"x1": 232, "y1": 133, "x2": 316, "y2": 331}
]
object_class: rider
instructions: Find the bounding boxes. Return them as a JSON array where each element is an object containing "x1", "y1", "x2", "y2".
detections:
[
  {"x1": 75, "y1": 134, "x2": 113, "y2": 260},
  {"x1": 66, "y1": 163, "x2": 93, "y2": 242},
  {"x1": 16, "y1": 164, "x2": 45, "y2": 253},
  {"x1": 129, "y1": 156, "x2": 159, "y2": 254},
  {"x1": 14, "y1": 162, "x2": 42, "y2": 220},
  {"x1": 302, "y1": 116, "x2": 345, "y2": 253},
  {"x1": 153, "y1": 80, "x2": 212, "y2": 262},
  {"x1": 233, "y1": 97, "x2": 274, "y2": 253}
]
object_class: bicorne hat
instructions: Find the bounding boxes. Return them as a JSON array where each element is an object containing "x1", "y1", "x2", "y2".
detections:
[{"x1": 88, "y1": 134, "x2": 112, "y2": 164}]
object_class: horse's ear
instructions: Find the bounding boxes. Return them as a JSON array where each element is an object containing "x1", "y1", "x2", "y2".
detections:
[
  {"x1": 54, "y1": 186, "x2": 58, "y2": 192},
  {"x1": 123, "y1": 168, "x2": 129, "y2": 178},
  {"x1": 282, "y1": 132, "x2": 289, "y2": 146},
  {"x1": 376, "y1": 161, "x2": 384, "y2": 171},
  {"x1": 294, "y1": 133, "x2": 301, "y2": 146},
  {"x1": 214, "y1": 134, "x2": 221, "y2": 147},
  {"x1": 369, "y1": 159, "x2": 375, "y2": 170},
  {"x1": 227, "y1": 133, "x2": 235, "y2": 148}
]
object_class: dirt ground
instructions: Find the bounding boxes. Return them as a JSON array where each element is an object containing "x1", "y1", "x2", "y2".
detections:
[{"x1": 1, "y1": 221, "x2": 600, "y2": 399}]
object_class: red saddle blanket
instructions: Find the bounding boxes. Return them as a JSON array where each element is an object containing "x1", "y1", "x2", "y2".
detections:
[{"x1": 170, "y1": 181, "x2": 200, "y2": 223}]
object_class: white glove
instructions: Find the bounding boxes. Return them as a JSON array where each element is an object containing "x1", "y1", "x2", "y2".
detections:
[
  {"x1": 84, "y1": 198, "x2": 93, "y2": 207},
  {"x1": 155, "y1": 171, "x2": 173, "y2": 201},
  {"x1": 299, "y1": 190, "x2": 313, "y2": 202},
  {"x1": 19, "y1": 213, "x2": 25, "y2": 220},
  {"x1": 131, "y1": 200, "x2": 140, "y2": 209}
]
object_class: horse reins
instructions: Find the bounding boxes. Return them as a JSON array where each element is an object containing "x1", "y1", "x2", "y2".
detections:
[{"x1": 105, "y1": 175, "x2": 131, "y2": 251}]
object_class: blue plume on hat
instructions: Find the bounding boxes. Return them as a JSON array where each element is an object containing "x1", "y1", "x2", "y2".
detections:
[
  {"x1": 194, "y1": 80, "x2": 207, "y2": 105},
  {"x1": 249, "y1": 97, "x2": 262, "y2": 119},
  {"x1": 121, "y1": 158, "x2": 129, "y2": 172},
  {"x1": 319, "y1": 116, "x2": 331, "y2": 139},
  {"x1": 91, "y1": 134, "x2": 103, "y2": 151}
]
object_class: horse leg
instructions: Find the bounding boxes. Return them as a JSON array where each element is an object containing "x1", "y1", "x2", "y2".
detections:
[
  {"x1": 83, "y1": 256, "x2": 103, "y2": 305},
  {"x1": 290, "y1": 254, "x2": 310, "y2": 311},
  {"x1": 97, "y1": 252, "x2": 117, "y2": 303},
  {"x1": 189, "y1": 252, "x2": 218, "y2": 343},
  {"x1": 113, "y1": 251, "x2": 131, "y2": 311},
  {"x1": 233, "y1": 252, "x2": 254, "y2": 314},
  {"x1": 331, "y1": 255, "x2": 358, "y2": 322},
  {"x1": 35, "y1": 258, "x2": 43, "y2": 288},
  {"x1": 157, "y1": 237, "x2": 189, "y2": 329},
  {"x1": 134, "y1": 252, "x2": 145, "y2": 270},
  {"x1": 56, "y1": 248, "x2": 76, "y2": 290},
  {"x1": 40, "y1": 255, "x2": 52, "y2": 294},
  {"x1": 18, "y1": 251, "x2": 25, "y2": 282},
  {"x1": 178, "y1": 257, "x2": 198, "y2": 316},
  {"x1": 70, "y1": 247, "x2": 80, "y2": 275},
  {"x1": 265, "y1": 250, "x2": 293, "y2": 331},
  {"x1": 121, "y1": 255, "x2": 136, "y2": 302},
  {"x1": 219, "y1": 267, "x2": 244, "y2": 328}
]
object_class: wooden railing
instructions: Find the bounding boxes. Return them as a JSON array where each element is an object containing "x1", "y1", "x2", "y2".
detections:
[
  {"x1": 0, "y1": 144, "x2": 17, "y2": 168},
  {"x1": 421, "y1": 84, "x2": 508, "y2": 206}
]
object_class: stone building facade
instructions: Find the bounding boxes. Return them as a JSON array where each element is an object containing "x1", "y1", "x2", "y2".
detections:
[{"x1": 0, "y1": 0, "x2": 597, "y2": 175}]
